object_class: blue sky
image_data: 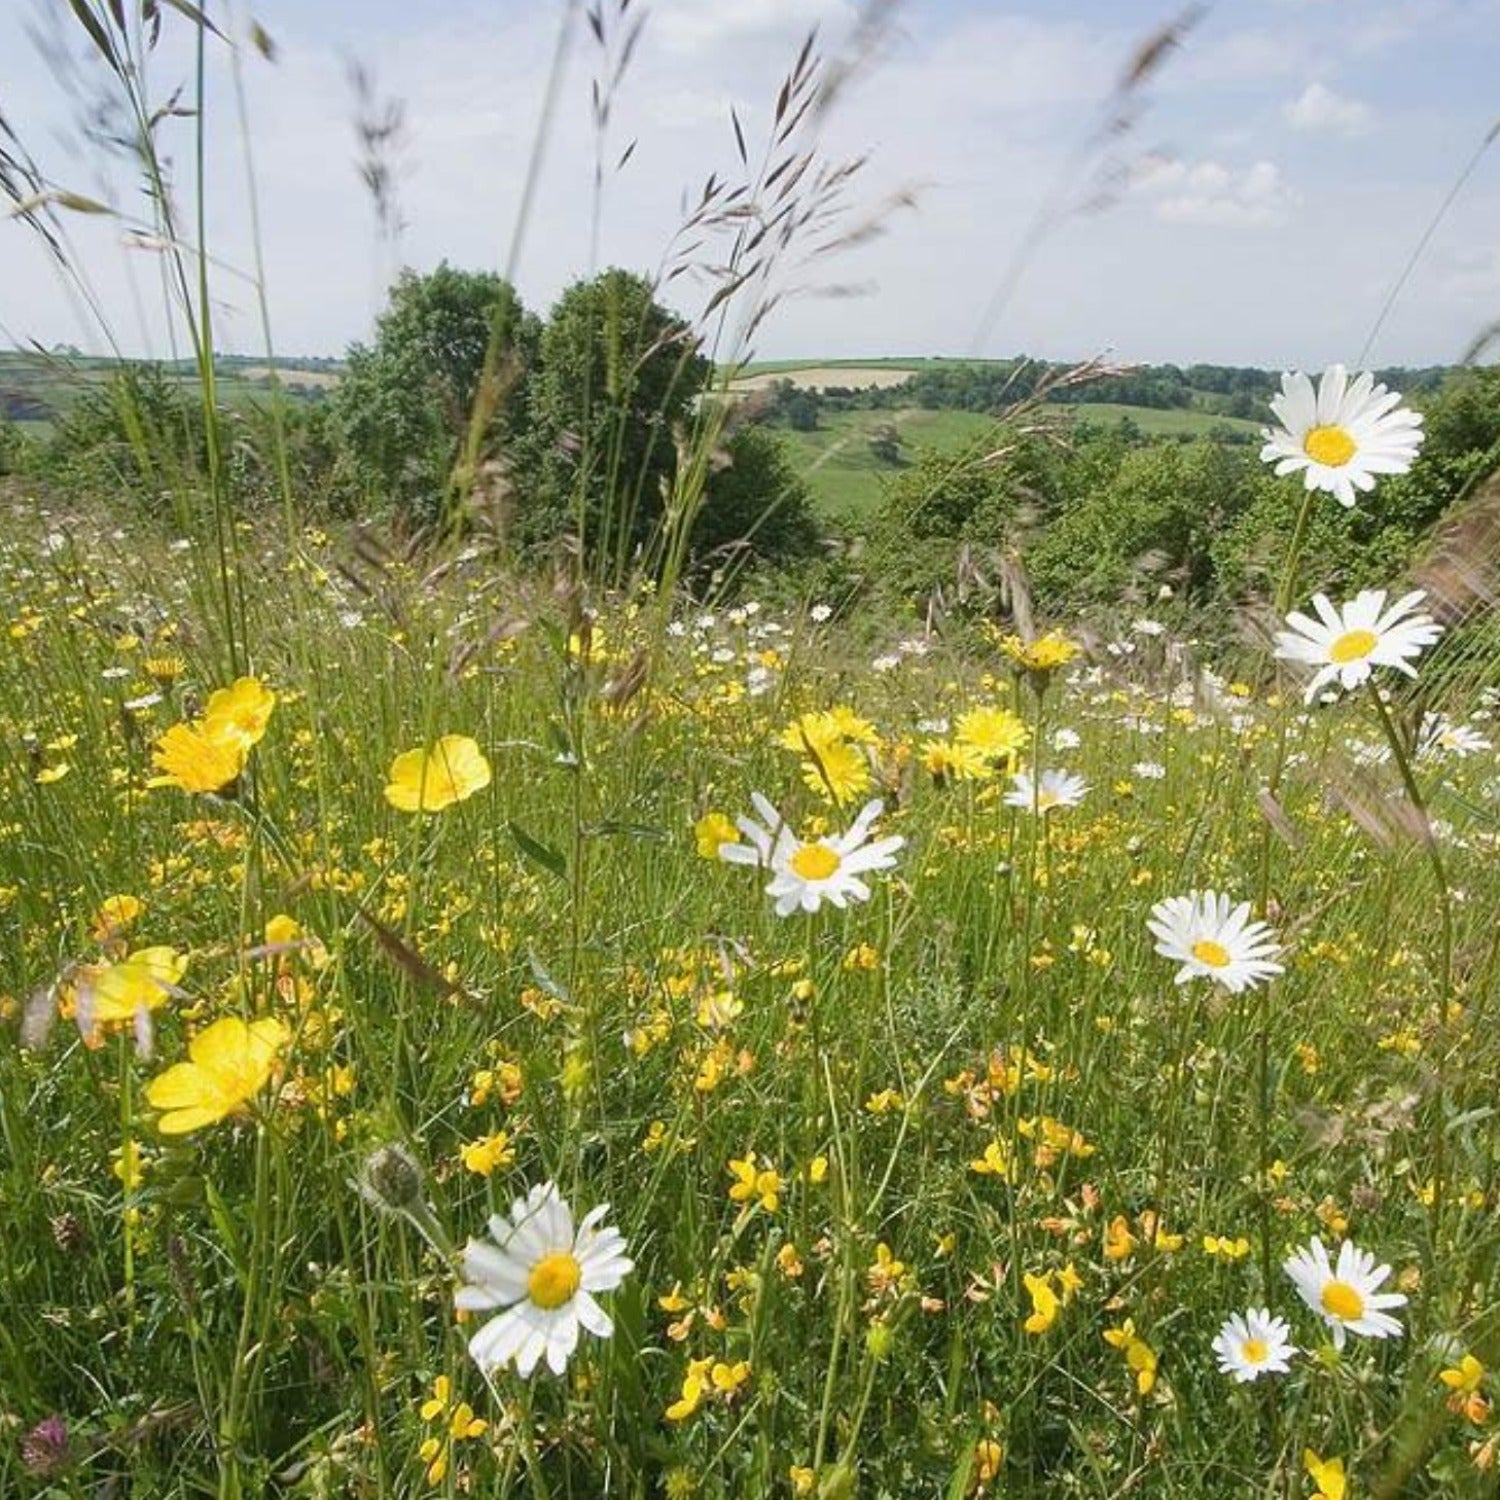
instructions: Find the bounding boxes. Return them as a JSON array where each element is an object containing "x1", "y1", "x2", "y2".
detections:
[{"x1": 2, "y1": 0, "x2": 1498, "y2": 367}]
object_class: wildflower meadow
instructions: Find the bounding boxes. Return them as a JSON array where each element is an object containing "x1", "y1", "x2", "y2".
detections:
[{"x1": 3, "y1": 2, "x2": 1500, "y2": 1497}]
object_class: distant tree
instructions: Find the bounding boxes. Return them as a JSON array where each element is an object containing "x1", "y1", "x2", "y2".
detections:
[
  {"x1": 334, "y1": 263, "x2": 539, "y2": 525},
  {"x1": 516, "y1": 268, "x2": 710, "y2": 571},
  {"x1": 691, "y1": 426, "x2": 822, "y2": 574}
]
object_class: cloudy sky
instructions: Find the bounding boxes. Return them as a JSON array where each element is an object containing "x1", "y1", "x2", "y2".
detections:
[{"x1": 3, "y1": 0, "x2": 1498, "y2": 368}]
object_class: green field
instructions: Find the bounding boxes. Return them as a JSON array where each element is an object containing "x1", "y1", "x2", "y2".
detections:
[{"x1": 778, "y1": 402, "x2": 1262, "y2": 518}]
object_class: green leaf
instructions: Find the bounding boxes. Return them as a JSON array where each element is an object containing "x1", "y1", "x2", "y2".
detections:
[{"x1": 509, "y1": 821, "x2": 567, "y2": 880}]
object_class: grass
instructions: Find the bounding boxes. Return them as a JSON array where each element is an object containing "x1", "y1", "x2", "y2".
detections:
[
  {"x1": 2, "y1": 490, "x2": 1498, "y2": 1497},
  {"x1": 777, "y1": 404, "x2": 1261, "y2": 518},
  {"x1": 779, "y1": 408, "x2": 1001, "y2": 515},
  {"x1": 4, "y1": 3, "x2": 1498, "y2": 1495}
]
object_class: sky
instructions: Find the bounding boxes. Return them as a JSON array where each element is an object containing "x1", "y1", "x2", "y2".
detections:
[{"x1": 2, "y1": 0, "x2": 1498, "y2": 368}]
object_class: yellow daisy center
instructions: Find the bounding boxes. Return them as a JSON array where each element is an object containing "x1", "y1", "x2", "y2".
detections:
[
  {"x1": 1242, "y1": 1337, "x2": 1269, "y2": 1364},
  {"x1": 791, "y1": 843, "x2": 841, "y2": 881},
  {"x1": 1304, "y1": 424, "x2": 1357, "y2": 467},
  {"x1": 1037, "y1": 790, "x2": 1060, "y2": 811},
  {"x1": 1191, "y1": 939, "x2": 1232, "y2": 969},
  {"x1": 528, "y1": 1251, "x2": 582, "y2": 1310},
  {"x1": 1328, "y1": 628, "x2": 1378, "y2": 664},
  {"x1": 1320, "y1": 1280, "x2": 1365, "y2": 1321}
]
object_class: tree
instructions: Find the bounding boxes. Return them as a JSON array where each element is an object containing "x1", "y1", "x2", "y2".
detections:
[
  {"x1": 691, "y1": 426, "x2": 822, "y2": 575},
  {"x1": 334, "y1": 263, "x2": 540, "y2": 525},
  {"x1": 868, "y1": 422, "x2": 902, "y2": 465},
  {"x1": 516, "y1": 269, "x2": 709, "y2": 572}
]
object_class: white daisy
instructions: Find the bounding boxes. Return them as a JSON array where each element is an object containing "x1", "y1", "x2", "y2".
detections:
[
  {"x1": 1213, "y1": 1308, "x2": 1296, "y2": 1383},
  {"x1": 1274, "y1": 589, "x2": 1441, "y2": 703},
  {"x1": 1261, "y1": 364, "x2": 1425, "y2": 507},
  {"x1": 456, "y1": 1182, "x2": 633, "y2": 1377},
  {"x1": 715, "y1": 791, "x2": 785, "y2": 869},
  {"x1": 764, "y1": 798, "x2": 904, "y2": 916},
  {"x1": 1283, "y1": 1236, "x2": 1406, "y2": 1351},
  {"x1": 1147, "y1": 890, "x2": 1283, "y2": 994},
  {"x1": 1003, "y1": 769, "x2": 1089, "y2": 814},
  {"x1": 1417, "y1": 713, "x2": 1492, "y2": 762}
]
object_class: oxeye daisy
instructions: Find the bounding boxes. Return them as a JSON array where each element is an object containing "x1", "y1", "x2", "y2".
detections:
[
  {"x1": 1283, "y1": 1236, "x2": 1406, "y2": 1350},
  {"x1": 456, "y1": 1182, "x2": 632, "y2": 1378},
  {"x1": 1261, "y1": 364, "x2": 1424, "y2": 507},
  {"x1": 1213, "y1": 1308, "x2": 1295, "y2": 1383},
  {"x1": 1274, "y1": 589, "x2": 1441, "y2": 702},
  {"x1": 713, "y1": 791, "x2": 784, "y2": 868},
  {"x1": 764, "y1": 798, "x2": 904, "y2": 916},
  {"x1": 1147, "y1": 891, "x2": 1283, "y2": 994},
  {"x1": 1003, "y1": 769, "x2": 1089, "y2": 815}
]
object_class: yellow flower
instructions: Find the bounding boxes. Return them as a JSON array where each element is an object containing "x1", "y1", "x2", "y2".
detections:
[
  {"x1": 727, "y1": 1155, "x2": 782, "y2": 1213},
  {"x1": 710, "y1": 1360, "x2": 751, "y2": 1396},
  {"x1": 800, "y1": 737, "x2": 872, "y2": 804},
  {"x1": 1203, "y1": 1234, "x2": 1251, "y2": 1260},
  {"x1": 91, "y1": 894, "x2": 144, "y2": 942},
  {"x1": 1104, "y1": 1319, "x2": 1159, "y2": 1395},
  {"x1": 866, "y1": 1243, "x2": 906, "y2": 1297},
  {"x1": 1103, "y1": 1215, "x2": 1138, "y2": 1262},
  {"x1": 144, "y1": 654, "x2": 185, "y2": 683},
  {"x1": 1022, "y1": 1272, "x2": 1060, "y2": 1334},
  {"x1": 776, "y1": 1243, "x2": 805, "y2": 1279},
  {"x1": 790, "y1": 1465, "x2": 816, "y2": 1495},
  {"x1": 385, "y1": 735, "x2": 492, "y2": 813},
  {"x1": 999, "y1": 630, "x2": 1078, "y2": 674},
  {"x1": 665, "y1": 1357, "x2": 714, "y2": 1421},
  {"x1": 969, "y1": 1140, "x2": 1012, "y2": 1178},
  {"x1": 1304, "y1": 1450, "x2": 1346, "y2": 1500},
  {"x1": 1441, "y1": 1352, "x2": 1486, "y2": 1397},
  {"x1": 202, "y1": 676, "x2": 277, "y2": 751},
  {"x1": 111, "y1": 1139, "x2": 148, "y2": 1192},
  {"x1": 79, "y1": 946, "x2": 188, "y2": 1026},
  {"x1": 695, "y1": 811, "x2": 739, "y2": 858},
  {"x1": 149, "y1": 722, "x2": 245, "y2": 793},
  {"x1": 921, "y1": 738, "x2": 993, "y2": 783},
  {"x1": 780, "y1": 708, "x2": 878, "y2": 753},
  {"x1": 974, "y1": 1438, "x2": 1004, "y2": 1484},
  {"x1": 954, "y1": 706, "x2": 1029, "y2": 765},
  {"x1": 460, "y1": 1132, "x2": 515, "y2": 1176},
  {"x1": 144, "y1": 1016, "x2": 289, "y2": 1134}
]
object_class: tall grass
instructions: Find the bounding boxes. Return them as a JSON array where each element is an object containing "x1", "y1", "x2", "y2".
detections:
[{"x1": 2, "y1": 3, "x2": 1499, "y2": 1497}]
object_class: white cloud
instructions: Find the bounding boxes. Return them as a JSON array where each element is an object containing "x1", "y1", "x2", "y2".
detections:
[
  {"x1": 1135, "y1": 155, "x2": 1298, "y2": 229},
  {"x1": 1284, "y1": 82, "x2": 1373, "y2": 136}
]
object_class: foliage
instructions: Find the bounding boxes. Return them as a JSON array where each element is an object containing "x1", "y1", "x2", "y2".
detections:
[
  {"x1": 690, "y1": 425, "x2": 823, "y2": 579},
  {"x1": 514, "y1": 268, "x2": 710, "y2": 574},
  {"x1": 333, "y1": 263, "x2": 540, "y2": 528}
]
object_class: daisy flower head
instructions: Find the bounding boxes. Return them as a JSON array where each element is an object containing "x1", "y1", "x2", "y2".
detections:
[
  {"x1": 764, "y1": 798, "x2": 903, "y2": 916},
  {"x1": 1283, "y1": 1236, "x2": 1406, "y2": 1351},
  {"x1": 1261, "y1": 364, "x2": 1424, "y2": 508},
  {"x1": 713, "y1": 791, "x2": 786, "y2": 868},
  {"x1": 1213, "y1": 1307, "x2": 1295, "y2": 1383},
  {"x1": 457, "y1": 1182, "x2": 632, "y2": 1378},
  {"x1": 1004, "y1": 769, "x2": 1089, "y2": 815},
  {"x1": 1147, "y1": 891, "x2": 1283, "y2": 994},
  {"x1": 1274, "y1": 589, "x2": 1441, "y2": 703}
]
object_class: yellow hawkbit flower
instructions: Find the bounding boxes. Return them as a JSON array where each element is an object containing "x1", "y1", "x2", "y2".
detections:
[{"x1": 999, "y1": 629, "x2": 1078, "y2": 675}]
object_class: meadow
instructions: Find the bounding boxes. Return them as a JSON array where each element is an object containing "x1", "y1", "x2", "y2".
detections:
[
  {"x1": 4, "y1": 2, "x2": 1500, "y2": 1496},
  {"x1": 4, "y1": 407, "x2": 1500, "y2": 1495}
]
